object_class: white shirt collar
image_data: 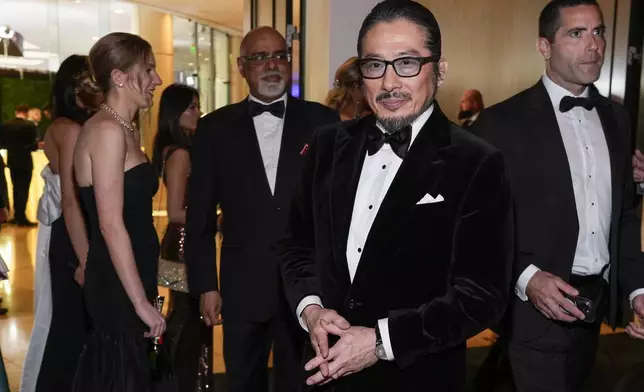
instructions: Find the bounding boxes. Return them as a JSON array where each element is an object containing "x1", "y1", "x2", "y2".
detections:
[
  {"x1": 376, "y1": 103, "x2": 434, "y2": 146},
  {"x1": 249, "y1": 93, "x2": 288, "y2": 108},
  {"x1": 541, "y1": 74, "x2": 589, "y2": 111}
]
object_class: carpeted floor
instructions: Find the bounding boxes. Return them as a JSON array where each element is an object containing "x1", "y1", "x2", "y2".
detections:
[{"x1": 210, "y1": 333, "x2": 644, "y2": 391}]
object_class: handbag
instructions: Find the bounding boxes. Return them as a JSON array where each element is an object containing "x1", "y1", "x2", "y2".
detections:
[{"x1": 156, "y1": 147, "x2": 189, "y2": 293}]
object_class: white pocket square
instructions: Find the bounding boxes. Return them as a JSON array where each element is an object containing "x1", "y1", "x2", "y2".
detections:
[{"x1": 417, "y1": 193, "x2": 444, "y2": 205}]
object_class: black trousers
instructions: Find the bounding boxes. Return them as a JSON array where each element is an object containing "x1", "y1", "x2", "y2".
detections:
[
  {"x1": 222, "y1": 301, "x2": 305, "y2": 392},
  {"x1": 10, "y1": 166, "x2": 32, "y2": 221},
  {"x1": 507, "y1": 276, "x2": 607, "y2": 392}
]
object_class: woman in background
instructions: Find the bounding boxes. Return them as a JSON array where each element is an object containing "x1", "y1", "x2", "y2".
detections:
[
  {"x1": 72, "y1": 32, "x2": 164, "y2": 391},
  {"x1": 325, "y1": 57, "x2": 370, "y2": 121},
  {"x1": 152, "y1": 84, "x2": 213, "y2": 391},
  {"x1": 21, "y1": 54, "x2": 97, "y2": 392}
]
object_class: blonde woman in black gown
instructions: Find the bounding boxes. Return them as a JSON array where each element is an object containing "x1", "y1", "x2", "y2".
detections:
[{"x1": 72, "y1": 32, "x2": 164, "y2": 391}]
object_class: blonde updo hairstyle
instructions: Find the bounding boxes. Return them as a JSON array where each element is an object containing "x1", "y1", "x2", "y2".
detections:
[
  {"x1": 325, "y1": 57, "x2": 364, "y2": 111},
  {"x1": 79, "y1": 32, "x2": 154, "y2": 103}
]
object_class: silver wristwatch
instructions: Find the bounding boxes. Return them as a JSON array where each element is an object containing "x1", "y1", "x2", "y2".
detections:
[{"x1": 375, "y1": 324, "x2": 387, "y2": 360}]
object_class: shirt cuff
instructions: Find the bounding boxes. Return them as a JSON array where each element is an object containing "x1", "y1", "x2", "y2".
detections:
[
  {"x1": 629, "y1": 289, "x2": 644, "y2": 308},
  {"x1": 377, "y1": 318, "x2": 395, "y2": 361},
  {"x1": 515, "y1": 264, "x2": 541, "y2": 301},
  {"x1": 296, "y1": 295, "x2": 323, "y2": 332}
]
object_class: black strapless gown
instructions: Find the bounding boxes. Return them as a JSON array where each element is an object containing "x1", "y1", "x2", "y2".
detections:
[{"x1": 72, "y1": 162, "x2": 160, "y2": 392}]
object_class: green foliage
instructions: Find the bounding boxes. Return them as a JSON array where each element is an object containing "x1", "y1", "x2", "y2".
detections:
[{"x1": 0, "y1": 76, "x2": 52, "y2": 122}]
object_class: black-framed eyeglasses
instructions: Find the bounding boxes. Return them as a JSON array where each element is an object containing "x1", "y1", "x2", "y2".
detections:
[
  {"x1": 239, "y1": 51, "x2": 291, "y2": 63},
  {"x1": 358, "y1": 55, "x2": 440, "y2": 79}
]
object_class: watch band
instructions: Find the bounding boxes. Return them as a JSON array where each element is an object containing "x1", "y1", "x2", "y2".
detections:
[{"x1": 375, "y1": 323, "x2": 387, "y2": 360}]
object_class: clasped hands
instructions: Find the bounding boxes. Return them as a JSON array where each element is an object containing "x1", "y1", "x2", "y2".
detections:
[{"x1": 301, "y1": 305, "x2": 379, "y2": 386}]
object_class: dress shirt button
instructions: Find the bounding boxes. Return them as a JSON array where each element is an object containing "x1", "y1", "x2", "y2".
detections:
[
  {"x1": 369, "y1": 205, "x2": 373, "y2": 210},
  {"x1": 277, "y1": 207, "x2": 282, "y2": 211},
  {"x1": 592, "y1": 203, "x2": 595, "y2": 206},
  {"x1": 382, "y1": 165, "x2": 386, "y2": 169},
  {"x1": 348, "y1": 298, "x2": 355, "y2": 309},
  {"x1": 358, "y1": 247, "x2": 362, "y2": 253}
]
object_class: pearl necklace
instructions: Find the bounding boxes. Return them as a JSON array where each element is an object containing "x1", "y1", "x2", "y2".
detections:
[{"x1": 100, "y1": 103, "x2": 136, "y2": 133}]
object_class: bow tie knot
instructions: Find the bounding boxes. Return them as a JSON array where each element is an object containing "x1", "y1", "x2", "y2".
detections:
[
  {"x1": 249, "y1": 100, "x2": 285, "y2": 118},
  {"x1": 367, "y1": 125, "x2": 412, "y2": 159},
  {"x1": 559, "y1": 95, "x2": 599, "y2": 113}
]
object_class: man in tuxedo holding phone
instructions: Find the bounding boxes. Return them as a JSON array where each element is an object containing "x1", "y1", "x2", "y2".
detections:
[
  {"x1": 474, "y1": 0, "x2": 644, "y2": 390},
  {"x1": 185, "y1": 26, "x2": 339, "y2": 392},
  {"x1": 279, "y1": 1, "x2": 514, "y2": 390}
]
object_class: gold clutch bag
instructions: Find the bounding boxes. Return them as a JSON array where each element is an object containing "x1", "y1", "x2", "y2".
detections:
[{"x1": 157, "y1": 258, "x2": 189, "y2": 293}]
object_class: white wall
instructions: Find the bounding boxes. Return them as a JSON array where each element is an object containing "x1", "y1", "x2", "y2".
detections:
[{"x1": 327, "y1": 0, "x2": 381, "y2": 88}]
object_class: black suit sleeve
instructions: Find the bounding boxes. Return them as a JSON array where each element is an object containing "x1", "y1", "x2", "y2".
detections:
[
  {"x1": 185, "y1": 115, "x2": 220, "y2": 294},
  {"x1": 388, "y1": 151, "x2": 514, "y2": 368},
  {"x1": 278, "y1": 128, "x2": 324, "y2": 313},
  {"x1": 27, "y1": 123, "x2": 38, "y2": 151},
  {"x1": 615, "y1": 108, "x2": 644, "y2": 297}
]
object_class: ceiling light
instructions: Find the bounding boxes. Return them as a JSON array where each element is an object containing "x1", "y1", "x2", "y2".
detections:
[
  {"x1": 204, "y1": 58, "x2": 209, "y2": 61},
  {"x1": 114, "y1": 8, "x2": 124, "y2": 14},
  {"x1": 188, "y1": 62, "x2": 194, "y2": 66}
]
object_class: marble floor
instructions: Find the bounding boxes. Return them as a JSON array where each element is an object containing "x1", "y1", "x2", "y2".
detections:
[{"x1": 0, "y1": 222, "x2": 627, "y2": 391}]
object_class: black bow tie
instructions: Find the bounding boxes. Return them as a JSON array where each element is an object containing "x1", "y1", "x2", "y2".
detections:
[
  {"x1": 559, "y1": 95, "x2": 599, "y2": 113},
  {"x1": 249, "y1": 100, "x2": 285, "y2": 118},
  {"x1": 367, "y1": 125, "x2": 412, "y2": 159}
]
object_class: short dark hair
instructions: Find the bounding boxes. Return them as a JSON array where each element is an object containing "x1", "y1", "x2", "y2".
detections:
[
  {"x1": 539, "y1": 0, "x2": 600, "y2": 42},
  {"x1": 357, "y1": 0, "x2": 441, "y2": 58},
  {"x1": 15, "y1": 104, "x2": 30, "y2": 114}
]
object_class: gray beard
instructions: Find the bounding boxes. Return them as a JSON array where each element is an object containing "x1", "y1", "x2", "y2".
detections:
[{"x1": 377, "y1": 94, "x2": 435, "y2": 134}]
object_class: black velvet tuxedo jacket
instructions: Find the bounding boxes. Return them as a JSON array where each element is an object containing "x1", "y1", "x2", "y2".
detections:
[
  {"x1": 185, "y1": 96, "x2": 339, "y2": 322},
  {"x1": 473, "y1": 80, "x2": 644, "y2": 343},
  {"x1": 279, "y1": 104, "x2": 514, "y2": 391}
]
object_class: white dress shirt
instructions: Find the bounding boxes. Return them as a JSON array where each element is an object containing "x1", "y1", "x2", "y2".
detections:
[
  {"x1": 516, "y1": 74, "x2": 619, "y2": 301},
  {"x1": 296, "y1": 104, "x2": 435, "y2": 362},
  {"x1": 249, "y1": 93, "x2": 287, "y2": 195}
]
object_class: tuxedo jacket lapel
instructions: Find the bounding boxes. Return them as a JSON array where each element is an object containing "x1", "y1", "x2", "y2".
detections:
[
  {"x1": 330, "y1": 117, "x2": 370, "y2": 287},
  {"x1": 527, "y1": 82, "x2": 579, "y2": 241},
  {"x1": 238, "y1": 99, "x2": 274, "y2": 201},
  {"x1": 275, "y1": 98, "x2": 310, "y2": 206},
  {"x1": 352, "y1": 105, "x2": 450, "y2": 284}
]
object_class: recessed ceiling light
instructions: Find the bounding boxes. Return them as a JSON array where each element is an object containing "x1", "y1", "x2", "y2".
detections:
[
  {"x1": 114, "y1": 8, "x2": 124, "y2": 14},
  {"x1": 204, "y1": 58, "x2": 209, "y2": 61},
  {"x1": 188, "y1": 62, "x2": 194, "y2": 66}
]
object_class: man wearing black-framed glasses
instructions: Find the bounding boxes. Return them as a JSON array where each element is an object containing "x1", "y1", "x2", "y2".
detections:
[
  {"x1": 185, "y1": 26, "x2": 339, "y2": 392},
  {"x1": 278, "y1": 1, "x2": 513, "y2": 390}
]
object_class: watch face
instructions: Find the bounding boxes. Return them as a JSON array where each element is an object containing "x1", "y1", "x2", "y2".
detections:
[{"x1": 376, "y1": 345, "x2": 387, "y2": 360}]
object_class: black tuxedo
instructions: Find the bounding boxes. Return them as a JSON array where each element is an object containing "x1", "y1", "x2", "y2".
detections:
[
  {"x1": 185, "y1": 96, "x2": 339, "y2": 391},
  {"x1": 279, "y1": 104, "x2": 514, "y2": 391},
  {"x1": 0, "y1": 118, "x2": 38, "y2": 221},
  {"x1": 473, "y1": 80, "x2": 644, "y2": 390}
]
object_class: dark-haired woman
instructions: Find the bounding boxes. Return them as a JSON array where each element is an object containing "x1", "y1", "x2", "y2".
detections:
[
  {"x1": 152, "y1": 83, "x2": 212, "y2": 391},
  {"x1": 21, "y1": 54, "x2": 97, "y2": 392},
  {"x1": 72, "y1": 32, "x2": 164, "y2": 391}
]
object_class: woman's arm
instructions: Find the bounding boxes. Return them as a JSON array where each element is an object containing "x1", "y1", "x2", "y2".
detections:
[
  {"x1": 164, "y1": 148, "x2": 190, "y2": 224},
  {"x1": 91, "y1": 122, "x2": 164, "y2": 337},
  {"x1": 56, "y1": 121, "x2": 89, "y2": 273}
]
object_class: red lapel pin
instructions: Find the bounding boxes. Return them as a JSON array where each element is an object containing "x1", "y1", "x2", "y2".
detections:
[{"x1": 300, "y1": 143, "x2": 309, "y2": 156}]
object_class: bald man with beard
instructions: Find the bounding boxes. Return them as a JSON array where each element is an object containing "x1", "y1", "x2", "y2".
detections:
[{"x1": 185, "y1": 27, "x2": 340, "y2": 391}]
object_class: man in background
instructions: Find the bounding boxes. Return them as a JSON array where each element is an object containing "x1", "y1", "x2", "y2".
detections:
[
  {"x1": 458, "y1": 88, "x2": 484, "y2": 129},
  {"x1": 474, "y1": 1, "x2": 644, "y2": 390},
  {"x1": 0, "y1": 104, "x2": 38, "y2": 227},
  {"x1": 185, "y1": 26, "x2": 340, "y2": 392}
]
